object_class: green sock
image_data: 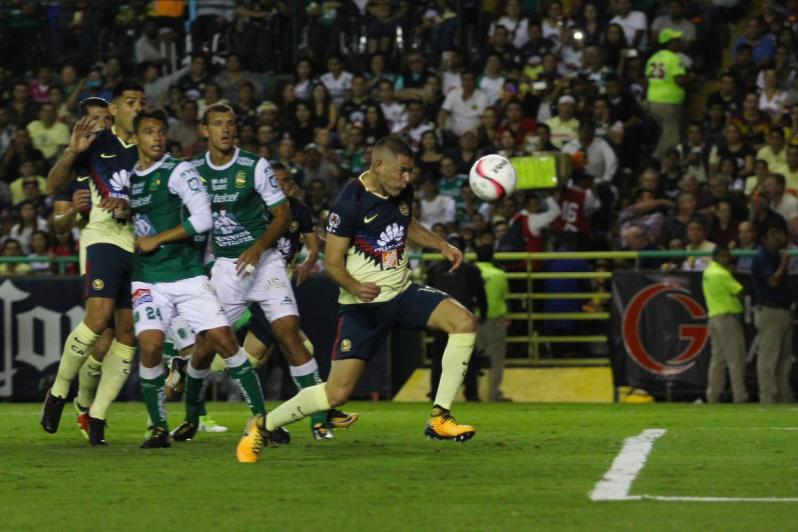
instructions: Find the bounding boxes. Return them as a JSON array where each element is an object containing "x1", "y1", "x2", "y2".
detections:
[
  {"x1": 184, "y1": 365, "x2": 210, "y2": 424},
  {"x1": 290, "y1": 360, "x2": 326, "y2": 426},
  {"x1": 226, "y1": 349, "x2": 266, "y2": 416},
  {"x1": 76, "y1": 355, "x2": 102, "y2": 408},
  {"x1": 139, "y1": 367, "x2": 167, "y2": 430}
]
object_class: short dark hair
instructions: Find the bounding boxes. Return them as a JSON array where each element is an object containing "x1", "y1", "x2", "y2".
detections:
[
  {"x1": 133, "y1": 108, "x2": 169, "y2": 133},
  {"x1": 271, "y1": 162, "x2": 289, "y2": 173},
  {"x1": 767, "y1": 173, "x2": 787, "y2": 188},
  {"x1": 79, "y1": 97, "x2": 109, "y2": 116},
  {"x1": 374, "y1": 135, "x2": 412, "y2": 159},
  {"x1": 476, "y1": 244, "x2": 494, "y2": 262},
  {"x1": 112, "y1": 79, "x2": 144, "y2": 100},
  {"x1": 201, "y1": 103, "x2": 235, "y2": 125}
]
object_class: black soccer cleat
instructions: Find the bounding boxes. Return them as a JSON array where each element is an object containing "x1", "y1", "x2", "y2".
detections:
[
  {"x1": 88, "y1": 416, "x2": 108, "y2": 446},
  {"x1": 270, "y1": 426, "x2": 291, "y2": 446},
  {"x1": 40, "y1": 389, "x2": 68, "y2": 434},
  {"x1": 171, "y1": 420, "x2": 199, "y2": 442},
  {"x1": 140, "y1": 426, "x2": 171, "y2": 448},
  {"x1": 326, "y1": 408, "x2": 359, "y2": 429}
]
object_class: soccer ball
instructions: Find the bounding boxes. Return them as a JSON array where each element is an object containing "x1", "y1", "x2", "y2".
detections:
[{"x1": 468, "y1": 154, "x2": 518, "y2": 202}]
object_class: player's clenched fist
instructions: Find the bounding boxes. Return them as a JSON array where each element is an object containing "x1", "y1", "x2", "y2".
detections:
[{"x1": 354, "y1": 282, "x2": 381, "y2": 302}]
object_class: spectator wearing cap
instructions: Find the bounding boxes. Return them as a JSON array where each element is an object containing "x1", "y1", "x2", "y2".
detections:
[
  {"x1": 438, "y1": 71, "x2": 488, "y2": 137},
  {"x1": 702, "y1": 245, "x2": 748, "y2": 403},
  {"x1": 545, "y1": 95, "x2": 579, "y2": 149},
  {"x1": 751, "y1": 221, "x2": 793, "y2": 403},
  {"x1": 562, "y1": 121, "x2": 617, "y2": 184},
  {"x1": 26, "y1": 103, "x2": 68, "y2": 161},
  {"x1": 645, "y1": 28, "x2": 690, "y2": 159}
]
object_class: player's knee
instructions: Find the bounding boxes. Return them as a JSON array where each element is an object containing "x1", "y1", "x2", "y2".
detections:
[
  {"x1": 204, "y1": 327, "x2": 238, "y2": 356},
  {"x1": 324, "y1": 383, "x2": 352, "y2": 408},
  {"x1": 450, "y1": 310, "x2": 478, "y2": 334},
  {"x1": 137, "y1": 339, "x2": 161, "y2": 363}
]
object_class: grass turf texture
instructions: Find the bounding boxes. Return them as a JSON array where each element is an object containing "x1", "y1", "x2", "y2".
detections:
[{"x1": 4, "y1": 402, "x2": 798, "y2": 531}]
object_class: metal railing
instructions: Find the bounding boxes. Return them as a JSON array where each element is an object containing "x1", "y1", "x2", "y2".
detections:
[
  {"x1": 0, "y1": 256, "x2": 78, "y2": 276},
  {"x1": 416, "y1": 248, "x2": 775, "y2": 366}
]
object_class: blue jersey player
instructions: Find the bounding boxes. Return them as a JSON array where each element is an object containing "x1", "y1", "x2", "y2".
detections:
[
  {"x1": 41, "y1": 82, "x2": 145, "y2": 445},
  {"x1": 261, "y1": 135, "x2": 478, "y2": 442}
]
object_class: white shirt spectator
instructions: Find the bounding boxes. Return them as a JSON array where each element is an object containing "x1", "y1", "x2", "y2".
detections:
[
  {"x1": 9, "y1": 218, "x2": 48, "y2": 254},
  {"x1": 562, "y1": 137, "x2": 618, "y2": 183},
  {"x1": 759, "y1": 90, "x2": 788, "y2": 123},
  {"x1": 405, "y1": 122, "x2": 434, "y2": 152},
  {"x1": 441, "y1": 88, "x2": 489, "y2": 136},
  {"x1": 682, "y1": 240, "x2": 715, "y2": 271},
  {"x1": 320, "y1": 71, "x2": 353, "y2": 107},
  {"x1": 135, "y1": 36, "x2": 162, "y2": 65},
  {"x1": 478, "y1": 74, "x2": 505, "y2": 106},
  {"x1": 772, "y1": 193, "x2": 798, "y2": 221},
  {"x1": 651, "y1": 15, "x2": 696, "y2": 44},
  {"x1": 610, "y1": 10, "x2": 648, "y2": 49},
  {"x1": 490, "y1": 17, "x2": 529, "y2": 49},
  {"x1": 420, "y1": 194, "x2": 457, "y2": 228},
  {"x1": 520, "y1": 196, "x2": 562, "y2": 235},
  {"x1": 381, "y1": 101, "x2": 408, "y2": 134}
]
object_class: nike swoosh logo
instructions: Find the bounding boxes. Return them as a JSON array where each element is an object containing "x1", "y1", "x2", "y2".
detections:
[
  {"x1": 364, "y1": 214, "x2": 379, "y2": 224},
  {"x1": 77, "y1": 175, "x2": 91, "y2": 182},
  {"x1": 100, "y1": 153, "x2": 117, "y2": 159}
]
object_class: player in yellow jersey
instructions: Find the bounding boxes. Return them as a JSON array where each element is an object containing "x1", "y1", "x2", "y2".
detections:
[{"x1": 41, "y1": 81, "x2": 145, "y2": 445}]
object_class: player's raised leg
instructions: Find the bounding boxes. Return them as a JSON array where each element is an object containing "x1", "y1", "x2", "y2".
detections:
[
  {"x1": 424, "y1": 298, "x2": 478, "y2": 442},
  {"x1": 264, "y1": 358, "x2": 366, "y2": 433}
]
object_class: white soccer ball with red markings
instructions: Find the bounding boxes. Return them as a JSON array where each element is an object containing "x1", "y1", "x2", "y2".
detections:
[{"x1": 469, "y1": 154, "x2": 517, "y2": 202}]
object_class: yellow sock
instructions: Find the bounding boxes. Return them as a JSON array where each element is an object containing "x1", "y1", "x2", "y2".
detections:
[
  {"x1": 265, "y1": 383, "x2": 330, "y2": 431},
  {"x1": 433, "y1": 332, "x2": 476, "y2": 411},
  {"x1": 210, "y1": 354, "x2": 228, "y2": 373},
  {"x1": 246, "y1": 350, "x2": 262, "y2": 368},
  {"x1": 52, "y1": 322, "x2": 100, "y2": 398},
  {"x1": 89, "y1": 341, "x2": 135, "y2": 420},
  {"x1": 76, "y1": 355, "x2": 102, "y2": 408}
]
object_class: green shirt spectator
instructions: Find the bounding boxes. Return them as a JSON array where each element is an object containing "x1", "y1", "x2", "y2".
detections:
[
  {"x1": 645, "y1": 29, "x2": 687, "y2": 105},
  {"x1": 702, "y1": 259, "x2": 743, "y2": 317},
  {"x1": 476, "y1": 260, "x2": 509, "y2": 319}
]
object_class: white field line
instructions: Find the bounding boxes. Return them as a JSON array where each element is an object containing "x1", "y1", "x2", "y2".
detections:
[
  {"x1": 592, "y1": 428, "x2": 798, "y2": 503},
  {"x1": 590, "y1": 429, "x2": 666, "y2": 501}
]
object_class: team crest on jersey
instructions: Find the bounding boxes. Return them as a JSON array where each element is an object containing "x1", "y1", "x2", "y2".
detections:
[
  {"x1": 341, "y1": 339, "x2": 352, "y2": 352},
  {"x1": 149, "y1": 178, "x2": 161, "y2": 191},
  {"x1": 399, "y1": 202, "x2": 409, "y2": 216},
  {"x1": 92, "y1": 279, "x2": 104, "y2": 291},
  {"x1": 132, "y1": 288, "x2": 153, "y2": 307},
  {"x1": 328, "y1": 212, "x2": 340, "y2": 229},
  {"x1": 235, "y1": 171, "x2": 247, "y2": 188}
]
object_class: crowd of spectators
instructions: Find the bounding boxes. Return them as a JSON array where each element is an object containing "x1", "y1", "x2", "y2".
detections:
[{"x1": 2, "y1": 0, "x2": 790, "y2": 288}]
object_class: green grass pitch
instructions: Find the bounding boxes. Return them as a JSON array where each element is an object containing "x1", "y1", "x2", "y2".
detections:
[{"x1": 3, "y1": 402, "x2": 798, "y2": 531}]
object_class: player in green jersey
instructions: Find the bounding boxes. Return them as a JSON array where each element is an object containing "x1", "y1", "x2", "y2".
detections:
[
  {"x1": 119, "y1": 109, "x2": 270, "y2": 461},
  {"x1": 171, "y1": 103, "x2": 357, "y2": 442}
]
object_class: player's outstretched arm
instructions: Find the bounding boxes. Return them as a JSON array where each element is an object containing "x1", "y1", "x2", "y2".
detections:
[
  {"x1": 324, "y1": 233, "x2": 380, "y2": 302},
  {"x1": 408, "y1": 218, "x2": 463, "y2": 272}
]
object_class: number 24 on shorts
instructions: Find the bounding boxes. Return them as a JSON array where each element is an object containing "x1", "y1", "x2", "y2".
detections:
[{"x1": 134, "y1": 307, "x2": 163, "y2": 323}]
